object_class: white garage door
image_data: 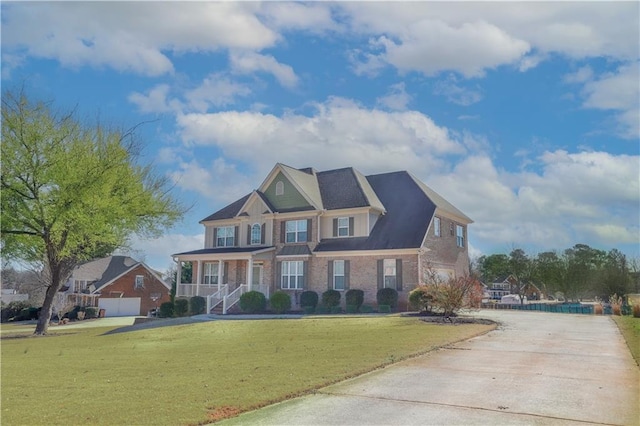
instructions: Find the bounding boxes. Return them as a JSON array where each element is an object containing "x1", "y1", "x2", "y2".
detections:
[{"x1": 98, "y1": 298, "x2": 141, "y2": 317}]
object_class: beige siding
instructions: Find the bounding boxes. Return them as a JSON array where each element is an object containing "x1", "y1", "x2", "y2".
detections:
[{"x1": 319, "y1": 212, "x2": 370, "y2": 239}]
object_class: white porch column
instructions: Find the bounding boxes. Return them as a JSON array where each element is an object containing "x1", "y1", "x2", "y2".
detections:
[
  {"x1": 196, "y1": 260, "x2": 202, "y2": 296},
  {"x1": 176, "y1": 260, "x2": 182, "y2": 296},
  {"x1": 247, "y1": 257, "x2": 254, "y2": 291},
  {"x1": 217, "y1": 259, "x2": 223, "y2": 291}
]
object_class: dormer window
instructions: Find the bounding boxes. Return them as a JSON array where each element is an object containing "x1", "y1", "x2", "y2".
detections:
[
  {"x1": 333, "y1": 217, "x2": 354, "y2": 237},
  {"x1": 251, "y1": 223, "x2": 261, "y2": 245},
  {"x1": 275, "y1": 181, "x2": 284, "y2": 196}
]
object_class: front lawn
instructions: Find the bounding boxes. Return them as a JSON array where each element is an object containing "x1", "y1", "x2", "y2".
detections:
[
  {"x1": 1, "y1": 316, "x2": 493, "y2": 425},
  {"x1": 612, "y1": 315, "x2": 640, "y2": 365}
]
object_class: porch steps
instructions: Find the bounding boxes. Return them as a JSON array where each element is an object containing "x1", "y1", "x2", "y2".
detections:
[{"x1": 210, "y1": 304, "x2": 241, "y2": 315}]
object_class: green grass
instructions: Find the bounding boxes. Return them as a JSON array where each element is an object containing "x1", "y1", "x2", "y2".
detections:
[
  {"x1": 612, "y1": 315, "x2": 640, "y2": 365},
  {"x1": 1, "y1": 317, "x2": 494, "y2": 425}
]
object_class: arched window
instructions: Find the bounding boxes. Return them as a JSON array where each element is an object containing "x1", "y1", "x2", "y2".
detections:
[
  {"x1": 275, "y1": 181, "x2": 284, "y2": 196},
  {"x1": 251, "y1": 223, "x2": 262, "y2": 245}
]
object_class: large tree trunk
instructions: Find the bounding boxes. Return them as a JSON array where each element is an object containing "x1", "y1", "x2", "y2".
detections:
[{"x1": 34, "y1": 284, "x2": 60, "y2": 335}]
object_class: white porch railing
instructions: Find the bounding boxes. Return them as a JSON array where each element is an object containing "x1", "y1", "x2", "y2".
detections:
[
  {"x1": 206, "y1": 285, "x2": 229, "y2": 313},
  {"x1": 223, "y1": 284, "x2": 248, "y2": 314},
  {"x1": 177, "y1": 284, "x2": 222, "y2": 298}
]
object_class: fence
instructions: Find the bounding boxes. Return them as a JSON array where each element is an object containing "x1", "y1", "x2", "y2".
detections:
[{"x1": 482, "y1": 302, "x2": 594, "y2": 315}]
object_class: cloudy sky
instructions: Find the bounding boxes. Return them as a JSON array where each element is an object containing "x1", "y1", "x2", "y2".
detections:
[{"x1": 2, "y1": 1, "x2": 638, "y2": 273}]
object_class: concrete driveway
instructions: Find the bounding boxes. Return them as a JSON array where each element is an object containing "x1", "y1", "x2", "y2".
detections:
[{"x1": 221, "y1": 310, "x2": 639, "y2": 426}]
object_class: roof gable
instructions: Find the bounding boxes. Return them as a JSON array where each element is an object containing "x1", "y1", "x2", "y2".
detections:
[
  {"x1": 71, "y1": 256, "x2": 169, "y2": 292},
  {"x1": 238, "y1": 190, "x2": 274, "y2": 216},
  {"x1": 260, "y1": 165, "x2": 319, "y2": 211},
  {"x1": 410, "y1": 173, "x2": 472, "y2": 224},
  {"x1": 201, "y1": 193, "x2": 251, "y2": 222}
]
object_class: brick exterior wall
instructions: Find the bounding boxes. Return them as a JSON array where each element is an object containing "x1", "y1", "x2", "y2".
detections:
[
  {"x1": 422, "y1": 215, "x2": 470, "y2": 279},
  {"x1": 99, "y1": 264, "x2": 171, "y2": 315}
]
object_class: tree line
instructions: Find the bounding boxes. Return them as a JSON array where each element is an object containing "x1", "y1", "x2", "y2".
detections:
[{"x1": 474, "y1": 244, "x2": 639, "y2": 302}]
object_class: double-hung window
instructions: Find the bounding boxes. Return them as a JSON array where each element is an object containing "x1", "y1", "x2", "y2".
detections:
[
  {"x1": 333, "y1": 260, "x2": 345, "y2": 290},
  {"x1": 434, "y1": 217, "x2": 441, "y2": 237},
  {"x1": 383, "y1": 259, "x2": 397, "y2": 289},
  {"x1": 338, "y1": 217, "x2": 349, "y2": 237},
  {"x1": 203, "y1": 262, "x2": 219, "y2": 285},
  {"x1": 216, "y1": 226, "x2": 235, "y2": 247},
  {"x1": 456, "y1": 225, "x2": 464, "y2": 247},
  {"x1": 281, "y1": 261, "x2": 304, "y2": 289},
  {"x1": 285, "y1": 220, "x2": 307, "y2": 243}
]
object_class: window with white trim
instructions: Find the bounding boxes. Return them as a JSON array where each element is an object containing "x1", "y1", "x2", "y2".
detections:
[
  {"x1": 337, "y1": 217, "x2": 350, "y2": 237},
  {"x1": 251, "y1": 223, "x2": 261, "y2": 245},
  {"x1": 203, "y1": 262, "x2": 219, "y2": 285},
  {"x1": 333, "y1": 260, "x2": 345, "y2": 290},
  {"x1": 134, "y1": 275, "x2": 144, "y2": 289},
  {"x1": 456, "y1": 224, "x2": 464, "y2": 247},
  {"x1": 216, "y1": 226, "x2": 235, "y2": 247},
  {"x1": 383, "y1": 259, "x2": 397, "y2": 289},
  {"x1": 275, "y1": 181, "x2": 284, "y2": 196},
  {"x1": 285, "y1": 220, "x2": 307, "y2": 243},
  {"x1": 281, "y1": 261, "x2": 304, "y2": 289},
  {"x1": 434, "y1": 217, "x2": 441, "y2": 237},
  {"x1": 73, "y1": 280, "x2": 88, "y2": 293}
]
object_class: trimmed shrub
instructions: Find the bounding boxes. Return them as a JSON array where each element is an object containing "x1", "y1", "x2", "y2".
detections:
[
  {"x1": 594, "y1": 304, "x2": 603, "y2": 315},
  {"x1": 346, "y1": 305, "x2": 358, "y2": 314},
  {"x1": 300, "y1": 291, "x2": 319, "y2": 309},
  {"x1": 174, "y1": 298, "x2": 189, "y2": 317},
  {"x1": 84, "y1": 307, "x2": 99, "y2": 319},
  {"x1": 159, "y1": 301, "x2": 175, "y2": 318},
  {"x1": 303, "y1": 306, "x2": 315, "y2": 315},
  {"x1": 322, "y1": 289, "x2": 341, "y2": 308},
  {"x1": 315, "y1": 306, "x2": 330, "y2": 314},
  {"x1": 189, "y1": 296, "x2": 206, "y2": 315},
  {"x1": 377, "y1": 288, "x2": 398, "y2": 308},
  {"x1": 331, "y1": 306, "x2": 342, "y2": 314},
  {"x1": 345, "y1": 289, "x2": 364, "y2": 310},
  {"x1": 408, "y1": 286, "x2": 434, "y2": 312},
  {"x1": 1, "y1": 301, "x2": 31, "y2": 322},
  {"x1": 270, "y1": 291, "x2": 292, "y2": 314},
  {"x1": 378, "y1": 305, "x2": 391, "y2": 313},
  {"x1": 360, "y1": 305, "x2": 374, "y2": 314},
  {"x1": 66, "y1": 306, "x2": 83, "y2": 321},
  {"x1": 239, "y1": 291, "x2": 267, "y2": 314},
  {"x1": 633, "y1": 304, "x2": 640, "y2": 318}
]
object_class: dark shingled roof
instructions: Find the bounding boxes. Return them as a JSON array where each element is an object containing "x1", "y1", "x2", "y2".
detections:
[
  {"x1": 77, "y1": 256, "x2": 139, "y2": 291},
  {"x1": 277, "y1": 245, "x2": 312, "y2": 256},
  {"x1": 201, "y1": 193, "x2": 251, "y2": 222},
  {"x1": 315, "y1": 171, "x2": 436, "y2": 251},
  {"x1": 173, "y1": 246, "x2": 273, "y2": 256},
  {"x1": 316, "y1": 167, "x2": 369, "y2": 210}
]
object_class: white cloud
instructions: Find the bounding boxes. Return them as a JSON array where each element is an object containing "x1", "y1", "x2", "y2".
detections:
[
  {"x1": 260, "y1": 2, "x2": 338, "y2": 33},
  {"x1": 563, "y1": 66, "x2": 594, "y2": 84},
  {"x1": 176, "y1": 97, "x2": 465, "y2": 175},
  {"x1": 185, "y1": 73, "x2": 252, "y2": 111},
  {"x1": 376, "y1": 83, "x2": 412, "y2": 111},
  {"x1": 229, "y1": 51, "x2": 299, "y2": 88},
  {"x1": 426, "y1": 150, "x2": 640, "y2": 253},
  {"x1": 128, "y1": 84, "x2": 183, "y2": 114},
  {"x1": 2, "y1": 2, "x2": 277, "y2": 76},
  {"x1": 433, "y1": 74, "x2": 483, "y2": 106}
]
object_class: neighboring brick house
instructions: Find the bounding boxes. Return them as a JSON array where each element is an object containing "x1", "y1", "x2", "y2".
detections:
[
  {"x1": 59, "y1": 256, "x2": 171, "y2": 317},
  {"x1": 173, "y1": 163, "x2": 473, "y2": 312}
]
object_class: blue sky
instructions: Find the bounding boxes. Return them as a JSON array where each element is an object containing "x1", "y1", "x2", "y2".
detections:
[{"x1": 2, "y1": 2, "x2": 639, "y2": 273}]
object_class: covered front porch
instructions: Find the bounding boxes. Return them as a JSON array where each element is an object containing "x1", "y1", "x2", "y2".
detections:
[{"x1": 173, "y1": 246, "x2": 275, "y2": 314}]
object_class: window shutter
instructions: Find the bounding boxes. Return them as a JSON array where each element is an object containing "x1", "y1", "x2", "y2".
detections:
[
  {"x1": 261, "y1": 223, "x2": 266, "y2": 244},
  {"x1": 396, "y1": 259, "x2": 403, "y2": 291},
  {"x1": 344, "y1": 260, "x2": 350, "y2": 290},
  {"x1": 280, "y1": 221, "x2": 286, "y2": 244},
  {"x1": 377, "y1": 259, "x2": 384, "y2": 289},
  {"x1": 303, "y1": 261, "x2": 309, "y2": 289},
  {"x1": 223, "y1": 262, "x2": 229, "y2": 283},
  {"x1": 276, "y1": 261, "x2": 282, "y2": 288},
  {"x1": 213, "y1": 228, "x2": 218, "y2": 247},
  {"x1": 306, "y1": 219, "x2": 312, "y2": 242},
  {"x1": 327, "y1": 261, "x2": 334, "y2": 290},
  {"x1": 333, "y1": 218, "x2": 338, "y2": 237},
  {"x1": 234, "y1": 226, "x2": 239, "y2": 246},
  {"x1": 349, "y1": 217, "x2": 354, "y2": 236},
  {"x1": 247, "y1": 225, "x2": 251, "y2": 245}
]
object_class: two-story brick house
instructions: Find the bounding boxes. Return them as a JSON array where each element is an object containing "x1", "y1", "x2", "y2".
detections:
[{"x1": 173, "y1": 163, "x2": 472, "y2": 312}]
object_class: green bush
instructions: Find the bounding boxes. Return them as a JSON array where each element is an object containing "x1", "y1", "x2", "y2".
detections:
[
  {"x1": 189, "y1": 296, "x2": 206, "y2": 315},
  {"x1": 346, "y1": 305, "x2": 358, "y2": 314},
  {"x1": 408, "y1": 286, "x2": 433, "y2": 312},
  {"x1": 345, "y1": 289, "x2": 364, "y2": 309},
  {"x1": 269, "y1": 291, "x2": 292, "y2": 314},
  {"x1": 377, "y1": 288, "x2": 398, "y2": 308},
  {"x1": 239, "y1": 291, "x2": 267, "y2": 314},
  {"x1": 300, "y1": 291, "x2": 319, "y2": 309},
  {"x1": 331, "y1": 306, "x2": 343, "y2": 314},
  {"x1": 1, "y1": 301, "x2": 31, "y2": 322},
  {"x1": 159, "y1": 301, "x2": 174, "y2": 318},
  {"x1": 315, "y1": 306, "x2": 330, "y2": 314},
  {"x1": 66, "y1": 306, "x2": 83, "y2": 321},
  {"x1": 322, "y1": 289, "x2": 341, "y2": 308},
  {"x1": 84, "y1": 307, "x2": 99, "y2": 319},
  {"x1": 303, "y1": 306, "x2": 315, "y2": 314},
  {"x1": 360, "y1": 305, "x2": 374, "y2": 313},
  {"x1": 378, "y1": 304, "x2": 391, "y2": 313},
  {"x1": 174, "y1": 298, "x2": 189, "y2": 317}
]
